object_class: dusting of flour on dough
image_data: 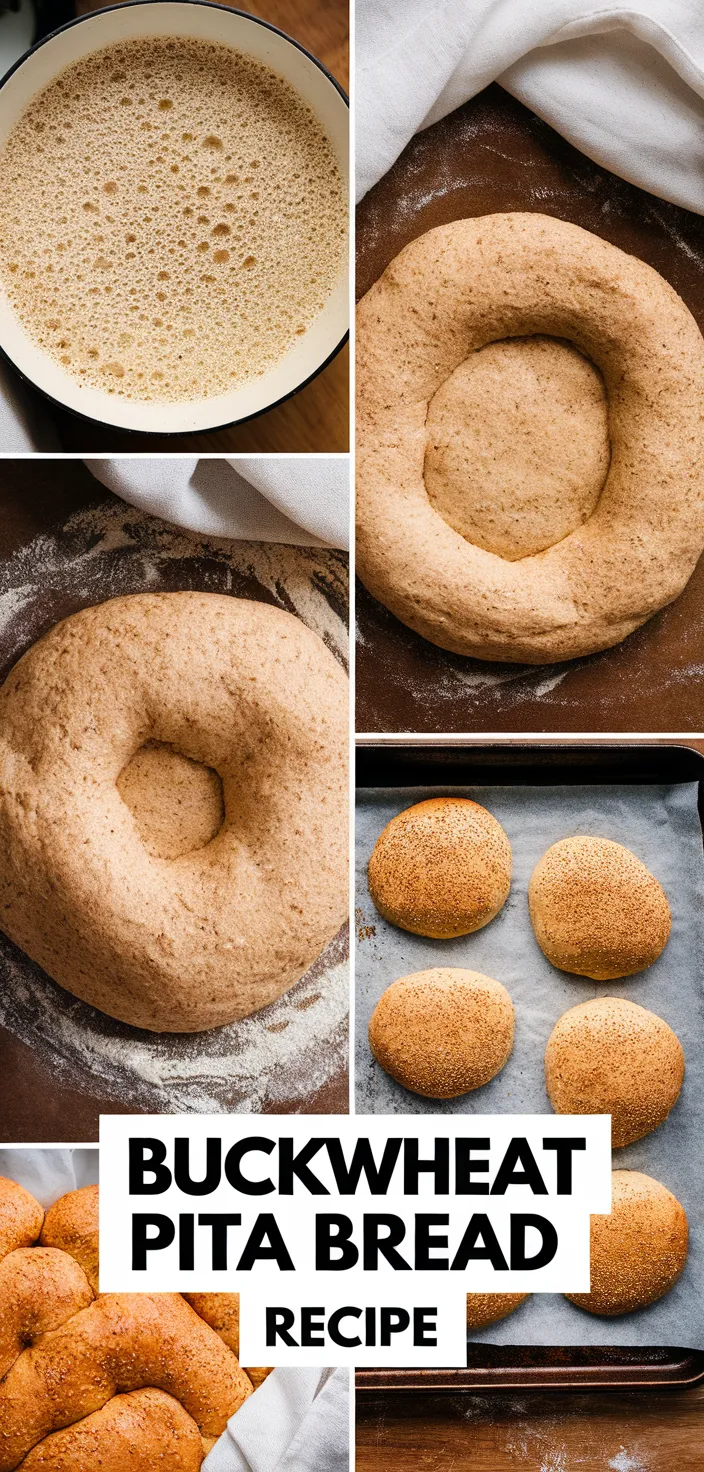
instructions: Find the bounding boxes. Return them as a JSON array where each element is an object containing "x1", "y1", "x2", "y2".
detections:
[{"x1": 0, "y1": 495, "x2": 349, "y2": 1113}]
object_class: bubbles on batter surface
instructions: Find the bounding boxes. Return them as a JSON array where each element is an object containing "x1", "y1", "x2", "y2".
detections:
[{"x1": 0, "y1": 37, "x2": 347, "y2": 401}]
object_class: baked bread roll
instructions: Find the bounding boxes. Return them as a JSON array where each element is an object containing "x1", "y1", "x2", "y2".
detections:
[
  {"x1": 566, "y1": 1170, "x2": 688, "y2": 1316},
  {"x1": 39, "y1": 1193, "x2": 271, "y2": 1396},
  {"x1": 545, "y1": 997, "x2": 684, "y2": 1147},
  {"x1": 40, "y1": 1186, "x2": 99, "y2": 1293},
  {"x1": 529, "y1": 836, "x2": 670, "y2": 979},
  {"x1": 0, "y1": 1292, "x2": 252, "y2": 1470},
  {"x1": 369, "y1": 967, "x2": 514, "y2": 1098},
  {"x1": 466, "y1": 1293, "x2": 530, "y2": 1329},
  {"x1": 0, "y1": 1181, "x2": 260, "y2": 1469},
  {"x1": 182, "y1": 1293, "x2": 239, "y2": 1356},
  {"x1": 18, "y1": 1388, "x2": 204, "y2": 1471},
  {"x1": 0, "y1": 1179, "x2": 44, "y2": 1263},
  {"x1": 172, "y1": 1301, "x2": 272, "y2": 1391},
  {"x1": 368, "y1": 797, "x2": 511, "y2": 938},
  {"x1": 0, "y1": 1247, "x2": 93, "y2": 1380}
]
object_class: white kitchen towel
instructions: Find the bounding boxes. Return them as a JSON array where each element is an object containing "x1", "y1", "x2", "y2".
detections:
[
  {"x1": 204, "y1": 1367, "x2": 349, "y2": 1472},
  {"x1": 0, "y1": 1148, "x2": 99, "y2": 1208},
  {"x1": 86, "y1": 457, "x2": 350, "y2": 550},
  {"x1": 0, "y1": 358, "x2": 62, "y2": 451},
  {"x1": 357, "y1": 0, "x2": 704, "y2": 210}
]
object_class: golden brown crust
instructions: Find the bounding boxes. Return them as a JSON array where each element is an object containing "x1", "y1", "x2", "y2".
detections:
[
  {"x1": 0, "y1": 1184, "x2": 258, "y2": 1469},
  {"x1": 0, "y1": 1292, "x2": 252, "y2": 1469},
  {"x1": 566, "y1": 1171, "x2": 688, "y2": 1317},
  {"x1": 529, "y1": 836, "x2": 671, "y2": 979},
  {"x1": 40, "y1": 1187, "x2": 99, "y2": 1294},
  {"x1": 244, "y1": 1367, "x2": 274, "y2": 1389},
  {"x1": 0, "y1": 592, "x2": 348, "y2": 1032},
  {"x1": 369, "y1": 967, "x2": 514, "y2": 1099},
  {"x1": 368, "y1": 797, "x2": 511, "y2": 939},
  {"x1": 0, "y1": 1247, "x2": 94, "y2": 1381},
  {"x1": 0, "y1": 1181, "x2": 44, "y2": 1265},
  {"x1": 545, "y1": 997, "x2": 684, "y2": 1147},
  {"x1": 183, "y1": 1294, "x2": 239, "y2": 1356},
  {"x1": 357, "y1": 213, "x2": 704, "y2": 664},
  {"x1": 17, "y1": 1389, "x2": 204, "y2": 1471},
  {"x1": 39, "y1": 1195, "x2": 251, "y2": 1370},
  {"x1": 136, "y1": 1293, "x2": 274, "y2": 1393},
  {"x1": 466, "y1": 1293, "x2": 530, "y2": 1330}
]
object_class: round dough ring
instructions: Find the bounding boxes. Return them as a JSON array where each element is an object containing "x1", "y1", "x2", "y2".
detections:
[
  {"x1": 357, "y1": 212, "x2": 704, "y2": 663},
  {"x1": 0, "y1": 592, "x2": 348, "y2": 1033}
]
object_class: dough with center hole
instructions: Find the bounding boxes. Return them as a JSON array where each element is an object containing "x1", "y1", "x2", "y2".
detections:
[
  {"x1": 116, "y1": 740, "x2": 225, "y2": 861},
  {"x1": 425, "y1": 335, "x2": 610, "y2": 560},
  {"x1": 0, "y1": 592, "x2": 348, "y2": 1032},
  {"x1": 357, "y1": 212, "x2": 704, "y2": 662}
]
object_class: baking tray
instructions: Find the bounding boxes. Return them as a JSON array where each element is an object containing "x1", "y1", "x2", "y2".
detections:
[
  {"x1": 355, "y1": 84, "x2": 704, "y2": 735},
  {"x1": 355, "y1": 740, "x2": 704, "y2": 1391}
]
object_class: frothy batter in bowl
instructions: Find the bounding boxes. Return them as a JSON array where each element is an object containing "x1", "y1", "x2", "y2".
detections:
[{"x1": 0, "y1": 36, "x2": 346, "y2": 402}]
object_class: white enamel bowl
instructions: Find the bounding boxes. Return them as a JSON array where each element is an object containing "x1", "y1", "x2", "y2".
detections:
[{"x1": 0, "y1": 0, "x2": 349, "y2": 434}]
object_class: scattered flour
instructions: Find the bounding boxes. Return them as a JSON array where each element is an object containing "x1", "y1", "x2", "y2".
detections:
[
  {"x1": 0, "y1": 494, "x2": 349, "y2": 1112},
  {"x1": 609, "y1": 1453, "x2": 648, "y2": 1472}
]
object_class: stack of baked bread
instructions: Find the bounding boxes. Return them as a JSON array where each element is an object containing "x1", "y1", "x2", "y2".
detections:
[{"x1": 0, "y1": 1176, "x2": 270, "y2": 1471}]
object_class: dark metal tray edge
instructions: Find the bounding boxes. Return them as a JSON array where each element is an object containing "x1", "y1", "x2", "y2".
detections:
[{"x1": 355, "y1": 1350, "x2": 704, "y2": 1392}]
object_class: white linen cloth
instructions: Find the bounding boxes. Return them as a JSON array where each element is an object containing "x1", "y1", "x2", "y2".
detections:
[
  {"x1": 357, "y1": 0, "x2": 704, "y2": 210},
  {"x1": 0, "y1": 1148, "x2": 98, "y2": 1208},
  {"x1": 205, "y1": 1368, "x2": 349, "y2": 1472},
  {"x1": 86, "y1": 457, "x2": 349, "y2": 549}
]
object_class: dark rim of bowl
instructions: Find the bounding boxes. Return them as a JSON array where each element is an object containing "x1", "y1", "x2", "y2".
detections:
[{"x1": 0, "y1": 0, "x2": 349, "y2": 439}]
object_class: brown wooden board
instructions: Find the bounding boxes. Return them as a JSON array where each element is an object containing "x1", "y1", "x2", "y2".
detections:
[
  {"x1": 356, "y1": 1381, "x2": 704, "y2": 1471},
  {"x1": 355, "y1": 84, "x2": 704, "y2": 734},
  {"x1": 0, "y1": 459, "x2": 349, "y2": 1140}
]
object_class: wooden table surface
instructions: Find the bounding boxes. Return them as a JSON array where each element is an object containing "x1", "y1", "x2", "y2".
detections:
[
  {"x1": 27, "y1": 0, "x2": 350, "y2": 453},
  {"x1": 356, "y1": 1384, "x2": 704, "y2": 1471}
]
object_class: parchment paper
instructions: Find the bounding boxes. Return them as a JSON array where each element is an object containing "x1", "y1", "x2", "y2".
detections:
[{"x1": 355, "y1": 783, "x2": 704, "y2": 1346}]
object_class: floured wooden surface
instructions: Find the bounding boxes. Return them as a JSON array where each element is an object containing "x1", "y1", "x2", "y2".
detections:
[
  {"x1": 355, "y1": 85, "x2": 704, "y2": 734},
  {"x1": 0, "y1": 481, "x2": 349, "y2": 1121},
  {"x1": 356, "y1": 1382, "x2": 704, "y2": 1471}
]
